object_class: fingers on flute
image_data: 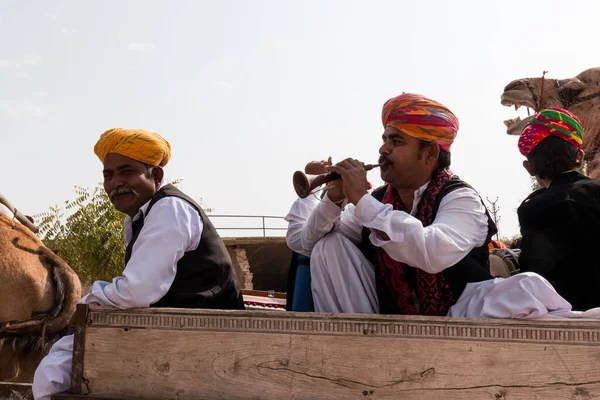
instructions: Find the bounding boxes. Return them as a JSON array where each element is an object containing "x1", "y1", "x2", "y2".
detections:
[
  {"x1": 335, "y1": 158, "x2": 364, "y2": 169},
  {"x1": 325, "y1": 165, "x2": 345, "y2": 175}
]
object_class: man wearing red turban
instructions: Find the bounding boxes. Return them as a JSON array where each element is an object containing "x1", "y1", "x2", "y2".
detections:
[{"x1": 286, "y1": 93, "x2": 497, "y2": 315}]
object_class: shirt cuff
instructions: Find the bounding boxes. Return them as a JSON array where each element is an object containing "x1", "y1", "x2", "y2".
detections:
[
  {"x1": 315, "y1": 193, "x2": 344, "y2": 221},
  {"x1": 354, "y1": 194, "x2": 387, "y2": 226}
]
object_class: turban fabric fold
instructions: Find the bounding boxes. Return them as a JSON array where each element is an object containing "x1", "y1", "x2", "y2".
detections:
[
  {"x1": 94, "y1": 128, "x2": 171, "y2": 167},
  {"x1": 518, "y1": 108, "x2": 584, "y2": 157},
  {"x1": 382, "y1": 93, "x2": 459, "y2": 152}
]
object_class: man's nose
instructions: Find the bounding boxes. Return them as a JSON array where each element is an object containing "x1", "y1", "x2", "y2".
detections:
[
  {"x1": 379, "y1": 141, "x2": 390, "y2": 155},
  {"x1": 111, "y1": 174, "x2": 125, "y2": 189}
]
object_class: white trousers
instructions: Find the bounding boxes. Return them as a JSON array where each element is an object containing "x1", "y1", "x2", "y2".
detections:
[
  {"x1": 32, "y1": 335, "x2": 73, "y2": 400},
  {"x1": 310, "y1": 232, "x2": 379, "y2": 313}
]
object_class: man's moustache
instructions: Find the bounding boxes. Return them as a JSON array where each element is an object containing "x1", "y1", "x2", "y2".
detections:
[{"x1": 109, "y1": 188, "x2": 139, "y2": 200}]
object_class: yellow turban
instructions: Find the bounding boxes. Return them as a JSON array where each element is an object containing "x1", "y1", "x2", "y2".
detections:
[{"x1": 94, "y1": 128, "x2": 171, "y2": 167}]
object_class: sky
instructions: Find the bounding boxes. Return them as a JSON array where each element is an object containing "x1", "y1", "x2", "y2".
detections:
[{"x1": 1, "y1": 0, "x2": 598, "y2": 238}]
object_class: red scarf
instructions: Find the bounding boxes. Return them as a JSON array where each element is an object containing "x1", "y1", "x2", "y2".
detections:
[{"x1": 377, "y1": 169, "x2": 455, "y2": 316}]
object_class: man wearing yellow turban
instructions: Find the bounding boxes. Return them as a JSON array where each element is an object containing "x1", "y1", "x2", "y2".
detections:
[
  {"x1": 286, "y1": 93, "x2": 496, "y2": 316},
  {"x1": 34, "y1": 128, "x2": 244, "y2": 400}
]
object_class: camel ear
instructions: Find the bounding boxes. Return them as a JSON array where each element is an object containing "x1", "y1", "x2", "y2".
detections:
[{"x1": 558, "y1": 78, "x2": 587, "y2": 103}]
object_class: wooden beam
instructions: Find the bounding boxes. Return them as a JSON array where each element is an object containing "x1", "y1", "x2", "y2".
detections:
[
  {"x1": 0, "y1": 382, "x2": 33, "y2": 400},
  {"x1": 72, "y1": 305, "x2": 600, "y2": 399},
  {"x1": 69, "y1": 304, "x2": 89, "y2": 395},
  {"x1": 223, "y1": 237, "x2": 287, "y2": 247}
]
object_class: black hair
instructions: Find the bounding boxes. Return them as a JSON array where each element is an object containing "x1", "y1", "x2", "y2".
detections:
[
  {"x1": 526, "y1": 136, "x2": 579, "y2": 180},
  {"x1": 418, "y1": 140, "x2": 451, "y2": 170}
]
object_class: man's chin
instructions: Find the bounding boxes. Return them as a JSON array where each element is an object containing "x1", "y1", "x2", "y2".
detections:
[
  {"x1": 380, "y1": 168, "x2": 392, "y2": 183},
  {"x1": 110, "y1": 196, "x2": 136, "y2": 215}
]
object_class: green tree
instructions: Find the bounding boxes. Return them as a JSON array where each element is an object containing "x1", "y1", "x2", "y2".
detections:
[{"x1": 36, "y1": 184, "x2": 126, "y2": 284}]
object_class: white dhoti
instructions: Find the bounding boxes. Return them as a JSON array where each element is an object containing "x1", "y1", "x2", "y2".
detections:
[
  {"x1": 310, "y1": 232, "x2": 379, "y2": 314},
  {"x1": 448, "y1": 272, "x2": 600, "y2": 320},
  {"x1": 32, "y1": 335, "x2": 74, "y2": 400}
]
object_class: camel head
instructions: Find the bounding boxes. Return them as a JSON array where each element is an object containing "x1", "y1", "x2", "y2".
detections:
[{"x1": 501, "y1": 68, "x2": 600, "y2": 177}]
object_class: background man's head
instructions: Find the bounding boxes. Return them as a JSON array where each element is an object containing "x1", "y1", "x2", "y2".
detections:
[
  {"x1": 379, "y1": 93, "x2": 458, "y2": 190},
  {"x1": 94, "y1": 128, "x2": 171, "y2": 217},
  {"x1": 518, "y1": 108, "x2": 584, "y2": 182}
]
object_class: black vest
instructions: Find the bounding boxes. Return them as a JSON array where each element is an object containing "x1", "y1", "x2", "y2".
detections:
[
  {"x1": 125, "y1": 184, "x2": 244, "y2": 310},
  {"x1": 360, "y1": 177, "x2": 497, "y2": 314}
]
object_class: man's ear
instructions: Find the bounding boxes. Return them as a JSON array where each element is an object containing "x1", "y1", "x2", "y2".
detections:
[
  {"x1": 522, "y1": 159, "x2": 535, "y2": 176},
  {"x1": 153, "y1": 166, "x2": 164, "y2": 187},
  {"x1": 576, "y1": 149, "x2": 585, "y2": 167},
  {"x1": 428, "y1": 141, "x2": 440, "y2": 163}
]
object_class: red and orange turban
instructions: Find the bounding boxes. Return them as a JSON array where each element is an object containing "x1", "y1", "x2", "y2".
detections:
[
  {"x1": 382, "y1": 93, "x2": 459, "y2": 152},
  {"x1": 488, "y1": 240, "x2": 507, "y2": 252},
  {"x1": 518, "y1": 108, "x2": 584, "y2": 157}
]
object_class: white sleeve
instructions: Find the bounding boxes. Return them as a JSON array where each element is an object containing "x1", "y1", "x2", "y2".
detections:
[
  {"x1": 81, "y1": 197, "x2": 203, "y2": 308},
  {"x1": 32, "y1": 335, "x2": 74, "y2": 400},
  {"x1": 354, "y1": 187, "x2": 489, "y2": 274},
  {"x1": 285, "y1": 193, "x2": 364, "y2": 256}
]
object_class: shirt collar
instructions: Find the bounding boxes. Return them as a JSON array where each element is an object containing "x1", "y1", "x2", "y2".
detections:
[
  {"x1": 409, "y1": 181, "x2": 430, "y2": 215},
  {"x1": 415, "y1": 181, "x2": 429, "y2": 198},
  {"x1": 548, "y1": 170, "x2": 586, "y2": 188},
  {"x1": 124, "y1": 198, "x2": 153, "y2": 225},
  {"x1": 123, "y1": 184, "x2": 167, "y2": 224}
]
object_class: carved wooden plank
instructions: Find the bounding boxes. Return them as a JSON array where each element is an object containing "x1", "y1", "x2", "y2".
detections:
[
  {"x1": 51, "y1": 394, "x2": 120, "y2": 400},
  {"x1": 73, "y1": 305, "x2": 600, "y2": 399}
]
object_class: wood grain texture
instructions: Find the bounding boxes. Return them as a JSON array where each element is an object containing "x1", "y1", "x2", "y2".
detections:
[{"x1": 73, "y1": 306, "x2": 600, "y2": 399}]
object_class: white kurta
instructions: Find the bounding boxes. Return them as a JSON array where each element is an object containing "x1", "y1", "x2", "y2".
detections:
[
  {"x1": 32, "y1": 196, "x2": 203, "y2": 400},
  {"x1": 285, "y1": 183, "x2": 490, "y2": 313}
]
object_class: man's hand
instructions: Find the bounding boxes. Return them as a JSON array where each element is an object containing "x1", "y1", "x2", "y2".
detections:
[
  {"x1": 304, "y1": 157, "x2": 344, "y2": 203},
  {"x1": 325, "y1": 158, "x2": 368, "y2": 205},
  {"x1": 304, "y1": 157, "x2": 332, "y2": 175}
]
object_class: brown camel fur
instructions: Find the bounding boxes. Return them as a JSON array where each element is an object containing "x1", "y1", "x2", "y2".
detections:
[
  {"x1": 0, "y1": 215, "x2": 82, "y2": 382},
  {"x1": 501, "y1": 67, "x2": 600, "y2": 178}
]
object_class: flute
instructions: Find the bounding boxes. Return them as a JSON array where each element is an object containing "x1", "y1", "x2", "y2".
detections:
[{"x1": 293, "y1": 163, "x2": 383, "y2": 198}]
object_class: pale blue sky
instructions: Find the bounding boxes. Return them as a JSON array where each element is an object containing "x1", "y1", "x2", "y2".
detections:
[{"x1": 1, "y1": 0, "x2": 598, "y2": 238}]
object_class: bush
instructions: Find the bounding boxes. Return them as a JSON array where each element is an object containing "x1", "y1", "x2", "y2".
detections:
[{"x1": 36, "y1": 184, "x2": 126, "y2": 284}]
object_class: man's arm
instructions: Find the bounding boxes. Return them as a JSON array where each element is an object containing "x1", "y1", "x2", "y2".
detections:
[
  {"x1": 285, "y1": 194, "x2": 320, "y2": 257},
  {"x1": 81, "y1": 197, "x2": 202, "y2": 308},
  {"x1": 354, "y1": 187, "x2": 489, "y2": 274},
  {"x1": 285, "y1": 192, "x2": 364, "y2": 256}
]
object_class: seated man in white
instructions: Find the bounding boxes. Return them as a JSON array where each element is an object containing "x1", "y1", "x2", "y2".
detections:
[
  {"x1": 286, "y1": 93, "x2": 496, "y2": 316},
  {"x1": 33, "y1": 128, "x2": 244, "y2": 400}
]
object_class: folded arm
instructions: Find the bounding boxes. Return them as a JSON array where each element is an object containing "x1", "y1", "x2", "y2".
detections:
[
  {"x1": 354, "y1": 187, "x2": 489, "y2": 274},
  {"x1": 285, "y1": 193, "x2": 363, "y2": 256}
]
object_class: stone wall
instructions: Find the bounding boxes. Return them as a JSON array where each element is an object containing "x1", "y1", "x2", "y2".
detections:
[{"x1": 223, "y1": 237, "x2": 291, "y2": 293}]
